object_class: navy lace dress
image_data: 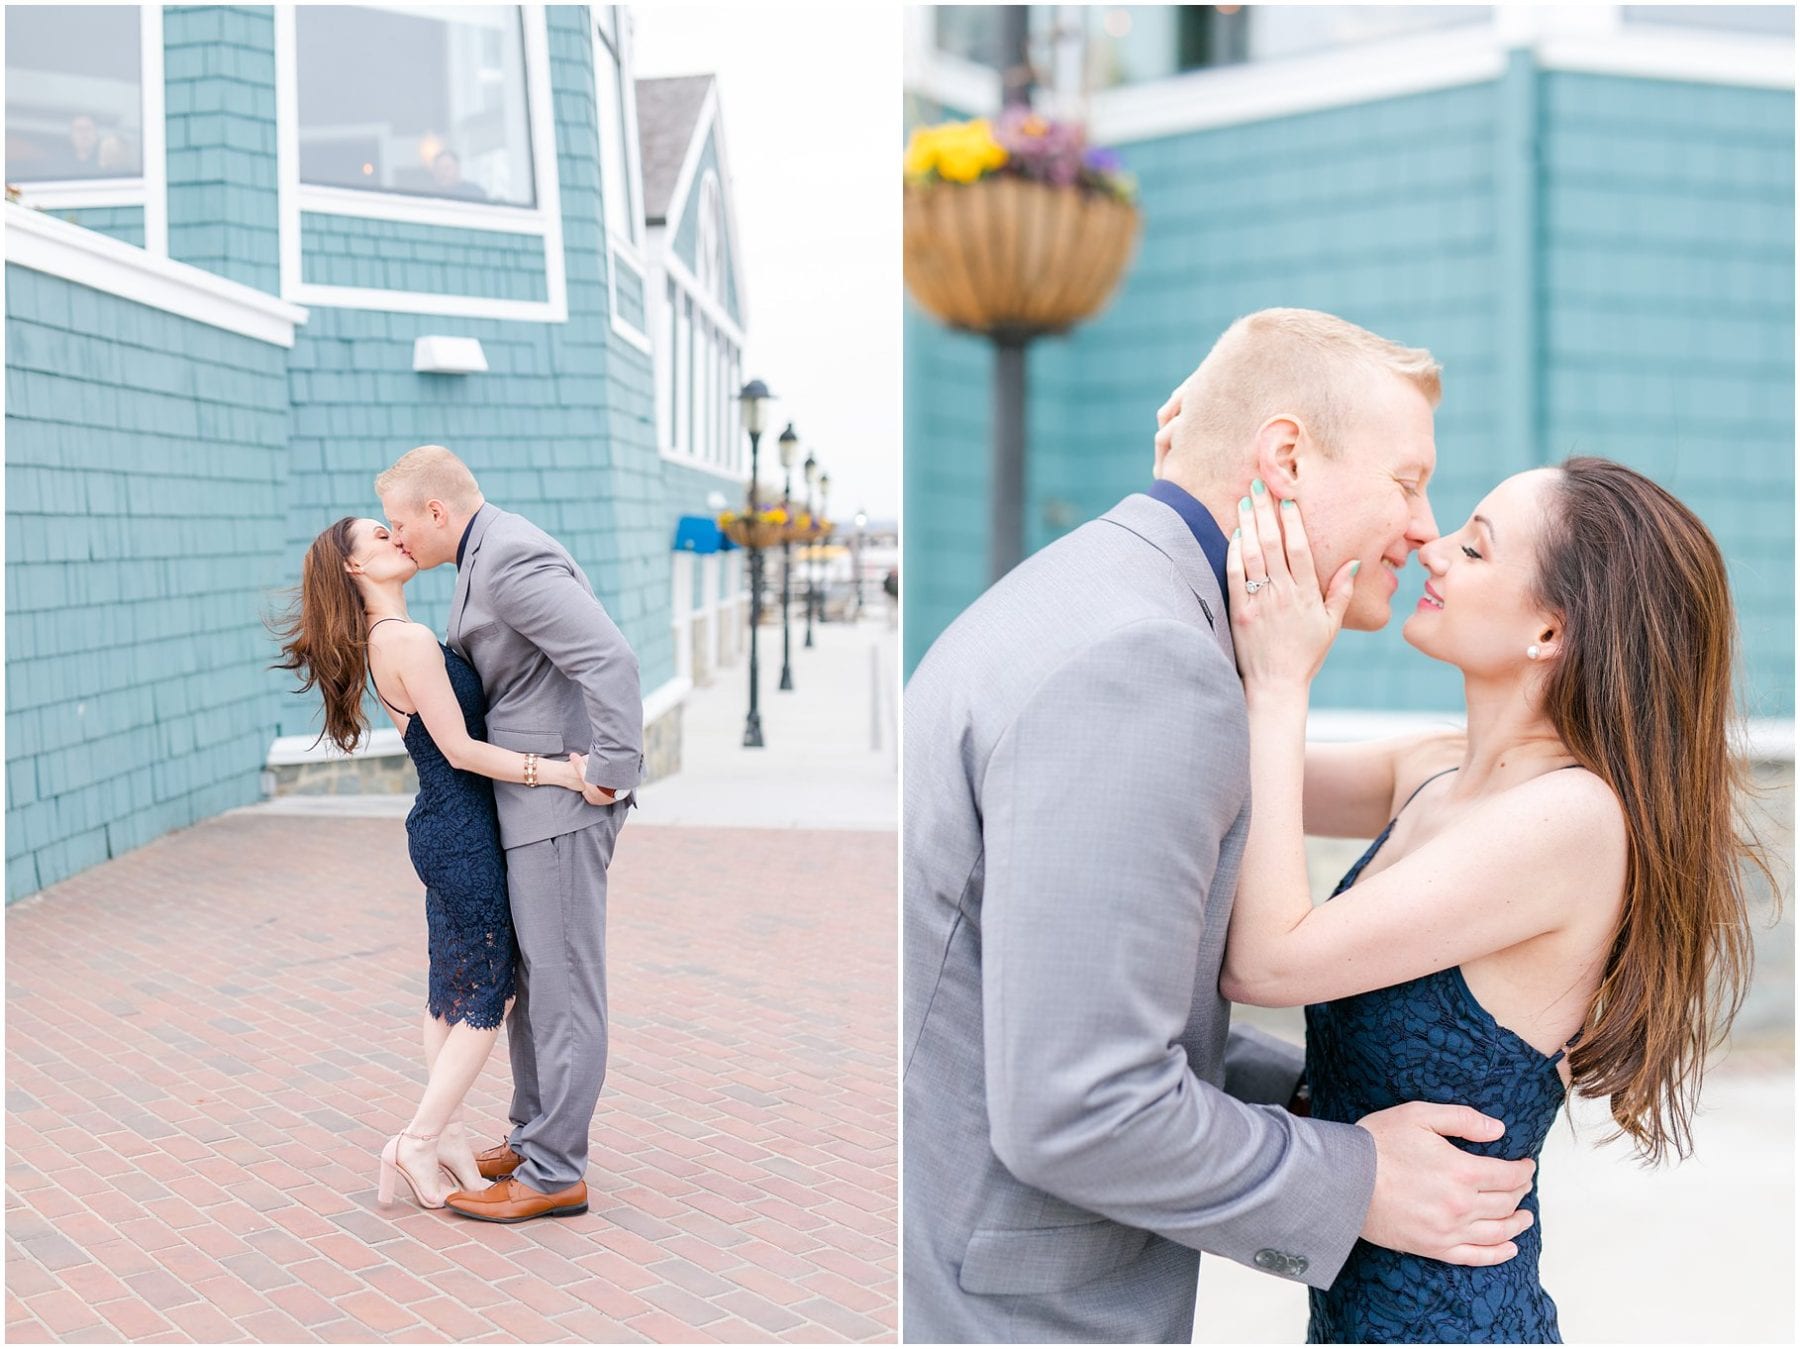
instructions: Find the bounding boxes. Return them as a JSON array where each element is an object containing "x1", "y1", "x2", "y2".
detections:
[
  {"x1": 371, "y1": 621, "x2": 516, "y2": 1030},
  {"x1": 1305, "y1": 768, "x2": 1574, "y2": 1344}
]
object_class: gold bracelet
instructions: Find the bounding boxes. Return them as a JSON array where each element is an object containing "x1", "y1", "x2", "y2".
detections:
[{"x1": 524, "y1": 752, "x2": 538, "y2": 787}]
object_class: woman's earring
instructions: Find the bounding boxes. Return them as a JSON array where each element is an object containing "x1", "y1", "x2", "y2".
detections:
[{"x1": 1526, "y1": 644, "x2": 1541, "y2": 660}]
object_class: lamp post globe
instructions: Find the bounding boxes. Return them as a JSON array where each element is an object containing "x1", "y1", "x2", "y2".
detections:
[
  {"x1": 736, "y1": 379, "x2": 772, "y2": 747},
  {"x1": 776, "y1": 422, "x2": 800, "y2": 693}
]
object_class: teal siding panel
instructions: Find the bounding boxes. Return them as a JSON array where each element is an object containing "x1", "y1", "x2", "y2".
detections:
[
  {"x1": 164, "y1": 5, "x2": 281, "y2": 292},
  {"x1": 4, "y1": 264, "x2": 290, "y2": 902},
  {"x1": 34, "y1": 206, "x2": 146, "y2": 249},
  {"x1": 1538, "y1": 71, "x2": 1794, "y2": 718},
  {"x1": 300, "y1": 213, "x2": 550, "y2": 301}
]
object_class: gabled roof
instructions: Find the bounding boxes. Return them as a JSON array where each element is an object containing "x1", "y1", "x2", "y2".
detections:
[{"x1": 636, "y1": 74, "x2": 712, "y2": 225}]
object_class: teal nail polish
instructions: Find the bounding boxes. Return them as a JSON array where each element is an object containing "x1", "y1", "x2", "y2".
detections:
[
  {"x1": 1252, "y1": 478, "x2": 1265, "y2": 495},
  {"x1": 1232, "y1": 527, "x2": 1241, "y2": 539},
  {"x1": 1281, "y1": 498, "x2": 1295, "y2": 510},
  {"x1": 1239, "y1": 496, "x2": 1252, "y2": 512},
  {"x1": 1349, "y1": 560, "x2": 1361, "y2": 575}
]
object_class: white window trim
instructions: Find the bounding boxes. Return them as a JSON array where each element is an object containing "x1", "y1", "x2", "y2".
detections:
[
  {"x1": 655, "y1": 261, "x2": 748, "y2": 480},
  {"x1": 3, "y1": 200, "x2": 307, "y2": 346},
  {"x1": 670, "y1": 551, "x2": 694, "y2": 684},
  {"x1": 909, "y1": 5, "x2": 1793, "y2": 149},
  {"x1": 273, "y1": 3, "x2": 568, "y2": 322},
  {"x1": 8, "y1": 4, "x2": 168, "y2": 255},
  {"x1": 664, "y1": 251, "x2": 744, "y2": 349},
  {"x1": 593, "y1": 9, "x2": 653, "y2": 353}
]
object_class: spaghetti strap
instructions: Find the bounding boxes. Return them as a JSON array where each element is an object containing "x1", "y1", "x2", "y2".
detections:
[
  {"x1": 1398, "y1": 765, "x2": 1459, "y2": 814},
  {"x1": 366, "y1": 618, "x2": 413, "y2": 719}
]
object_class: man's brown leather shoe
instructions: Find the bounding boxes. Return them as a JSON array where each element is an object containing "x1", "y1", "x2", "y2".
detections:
[
  {"x1": 475, "y1": 1142, "x2": 522, "y2": 1180},
  {"x1": 444, "y1": 1177, "x2": 587, "y2": 1223}
]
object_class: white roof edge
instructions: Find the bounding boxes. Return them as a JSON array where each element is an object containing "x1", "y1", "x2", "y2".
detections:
[{"x1": 4, "y1": 200, "x2": 308, "y2": 346}]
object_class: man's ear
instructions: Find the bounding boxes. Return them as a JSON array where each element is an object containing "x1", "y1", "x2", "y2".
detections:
[
  {"x1": 1251, "y1": 415, "x2": 1303, "y2": 499},
  {"x1": 426, "y1": 498, "x2": 450, "y2": 527}
]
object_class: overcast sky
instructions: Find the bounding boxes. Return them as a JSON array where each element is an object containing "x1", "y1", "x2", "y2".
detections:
[{"x1": 633, "y1": 5, "x2": 901, "y2": 522}]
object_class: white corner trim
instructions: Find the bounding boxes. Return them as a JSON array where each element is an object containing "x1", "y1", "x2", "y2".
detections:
[
  {"x1": 1307, "y1": 710, "x2": 1796, "y2": 763},
  {"x1": 141, "y1": 3, "x2": 168, "y2": 257},
  {"x1": 643, "y1": 674, "x2": 692, "y2": 727},
  {"x1": 3, "y1": 201, "x2": 307, "y2": 346},
  {"x1": 1536, "y1": 29, "x2": 1794, "y2": 90},
  {"x1": 1088, "y1": 26, "x2": 1510, "y2": 145}
]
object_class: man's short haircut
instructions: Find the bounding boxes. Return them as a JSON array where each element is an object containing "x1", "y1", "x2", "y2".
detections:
[
  {"x1": 374, "y1": 445, "x2": 481, "y2": 511},
  {"x1": 1176, "y1": 308, "x2": 1441, "y2": 464}
]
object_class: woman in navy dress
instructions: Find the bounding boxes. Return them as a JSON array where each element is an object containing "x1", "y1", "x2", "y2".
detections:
[
  {"x1": 274, "y1": 517, "x2": 593, "y2": 1209},
  {"x1": 1219, "y1": 459, "x2": 1765, "y2": 1343}
]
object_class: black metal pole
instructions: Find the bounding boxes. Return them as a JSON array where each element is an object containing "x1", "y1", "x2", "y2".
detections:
[
  {"x1": 818, "y1": 490, "x2": 831, "y2": 625},
  {"x1": 779, "y1": 468, "x2": 795, "y2": 691},
  {"x1": 742, "y1": 429, "x2": 765, "y2": 748},
  {"x1": 990, "y1": 335, "x2": 1028, "y2": 583},
  {"x1": 803, "y1": 483, "x2": 816, "y2": 648}
]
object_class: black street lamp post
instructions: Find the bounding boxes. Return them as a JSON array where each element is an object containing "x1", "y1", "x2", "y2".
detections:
[
  {"x1": 853, "y1": 508, "x2": 868, "y2": 619},
  {"x1": 777, "y1": 423, "x2": 799, "y2": 692},
  {"x1": 818, "y1": 472, "x2": 832, "y2": 625},
  {"x1": 802, "y1": 451, "x2": 819, "y2": 648},
  {"x1": 738, "y1": 379, "x2": 771, "y2": 748}
]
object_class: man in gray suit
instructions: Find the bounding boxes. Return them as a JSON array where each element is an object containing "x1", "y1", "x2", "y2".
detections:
[
  {"x1": 378, "y1": 445, "x2": 644, "y2": 1223},
  {"x1": 904, "y1": 310, "x2": 1537, "y2": 1342}
]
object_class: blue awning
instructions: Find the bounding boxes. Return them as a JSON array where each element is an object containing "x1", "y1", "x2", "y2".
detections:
[{"x1": 673, "y1": 515, "x2": 727, "y2": 554}]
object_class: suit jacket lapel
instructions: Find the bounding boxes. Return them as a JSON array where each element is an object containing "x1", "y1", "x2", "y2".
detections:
[
  {"x1": 1102, "y1": 493, "x2": 1237, "y2": 669},
  {"x1": 448, "y1": 503, "x2": 499, "y2": 652}
]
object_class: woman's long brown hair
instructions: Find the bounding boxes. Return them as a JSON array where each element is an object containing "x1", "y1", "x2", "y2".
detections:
[
  {"x1": 269, "y1": 517, "x2": 375, "y2": 754},
  {"x1": 1535, "y1": 457, "x2": 1774, "y2": 1164}
]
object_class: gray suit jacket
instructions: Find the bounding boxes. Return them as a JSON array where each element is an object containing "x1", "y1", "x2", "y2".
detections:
[
  {"x1": 449, "y1": 503, "x2": 644, "y2": 850},
  {"x1": 903, "y1": 493, "x2": 1378, "y2": 1344}
]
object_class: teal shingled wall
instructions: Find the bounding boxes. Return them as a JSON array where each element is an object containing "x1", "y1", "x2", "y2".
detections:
[
  {"x1": 274, "y1": 5, "x2": 672, "y2": 742},
  {"x1": 164, "y1": 5, "x2": 280, "y2": 294},
  {"x1": 5, "y1": 266, "x2": 291, "y2": 901},
  {"x1": 904, "y1": 67, "x2": 1794, "y2": 721},
  {"x1": 5, "y1": 6, "x2": 683, "y2": 901},
  {"x1": 36, "y1": 207, "x2": 146, "y2": 249},
  {"x1": 300, "y1": 214, "x2": 550, "y2": 302}
]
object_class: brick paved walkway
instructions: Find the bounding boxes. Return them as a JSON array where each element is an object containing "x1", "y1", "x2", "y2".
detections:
[{"x1": 5, "y1": 811, "x2": 896, "y2": 1343}]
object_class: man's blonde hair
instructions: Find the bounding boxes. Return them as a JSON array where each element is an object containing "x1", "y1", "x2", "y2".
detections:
[
  {"x1": 1172, "y1": 308, "x2": 1441, "y2": 471},
  {"x1": 374, "y1": 445, "x2": 482, "y2": 511}
]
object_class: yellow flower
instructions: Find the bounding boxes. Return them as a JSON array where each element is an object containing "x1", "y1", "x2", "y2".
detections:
[{"x1": 905, "y1": 118, "x2": 1007, "y2": 185}]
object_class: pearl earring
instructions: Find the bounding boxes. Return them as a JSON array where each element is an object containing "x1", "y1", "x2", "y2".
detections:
[{"x1": 1527, "y1": 644, "x2": 1541, "y2": 660}]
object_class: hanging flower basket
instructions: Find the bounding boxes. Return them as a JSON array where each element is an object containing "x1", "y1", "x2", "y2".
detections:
[
  {"x1": 719, "y1": 508, "x2": 790, "y2": 551},
  {"x1": 903, "y1": 111, "x2": 1141, "y2": 340}
]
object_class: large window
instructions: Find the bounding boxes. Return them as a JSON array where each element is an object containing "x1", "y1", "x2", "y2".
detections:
[
  {"x1": 5, "y1": 6, "x2": 143, "y2": 183},
  {"x1": 595, "y1": 7, "x2": 643, "y2": 249},
  {"x1": 659, "y1": 170, "x2": 742, "y2": 471},
  {"x1": 295, "y1": 5, "x2": 535, "y2": 207}
]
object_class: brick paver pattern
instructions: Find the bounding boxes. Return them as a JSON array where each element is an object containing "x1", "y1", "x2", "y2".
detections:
[{"x1": 6, "y1": 813, "x2": 896, "y2": 1342}]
